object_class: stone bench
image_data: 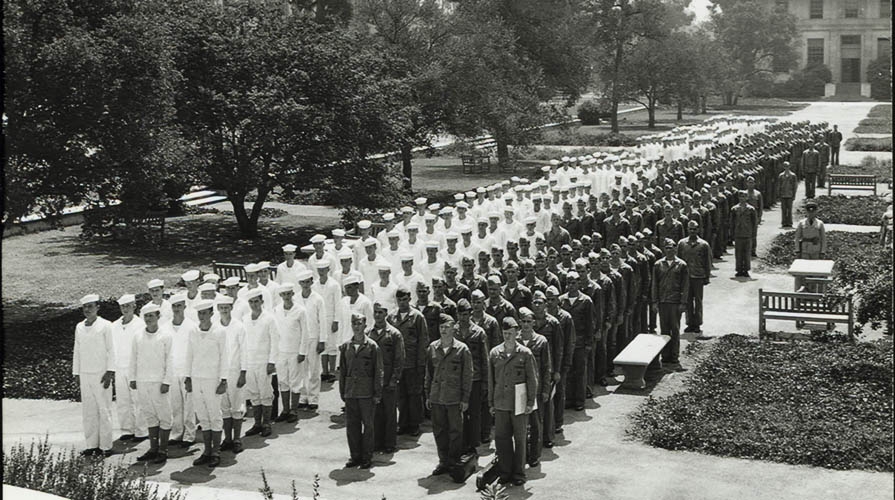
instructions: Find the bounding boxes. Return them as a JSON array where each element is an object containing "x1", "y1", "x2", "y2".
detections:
[{"x1": 612, "y1": 333, "x2": 671, "y2": 390}]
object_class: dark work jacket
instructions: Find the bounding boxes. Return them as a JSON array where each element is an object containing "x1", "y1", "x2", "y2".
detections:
[
  {"x1": 388, "y1": 308, "x2": 429, "y2": 369},
  {"x1": 456, "y1": 323, "x2": 489, "y2": 383},
  {"x1": 560, "y1": 293, "x2": 595, "y2": 350},
  {"x1": 534, "y1": 313, "x2": 566, "y2": 375},
  {"x1": 425, "y1": 339, "x2": 473, "y2": 405},
  {"x1": 339, "y1": 337, "x2": 383, "y2": 400},
  {"x1": 367, "y1": 324, "x2": 405, "y2": 389}
]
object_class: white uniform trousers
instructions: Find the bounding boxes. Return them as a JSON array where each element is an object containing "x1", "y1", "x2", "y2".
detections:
[
  {"x1": 170, "y1": 376, "x2": 196, "y2": 442},
  {"x1": 221, "y1": 370, "x2": 246, "y2": 419},
  {"x1": 245, "y1": 365, "x2": 274, "y2": 406},
  {"x1": 79, "y1": 374, "x2": 114, "y2": 451},
  {"x1": 114, "y1": 371, "x2": 147, "y2": 437},
  {"x1": 137, "y1": 382, "x2": 173, "y2": 429},
  {"x1": 276, "y1": 353, "x2": 302, "y2": 393},
  {"x1": 297, "y1": 346, "x2": 322, "y2": 405},
  {"x1": 193, "y1": 378, "x2": 224, "y2": 432}
]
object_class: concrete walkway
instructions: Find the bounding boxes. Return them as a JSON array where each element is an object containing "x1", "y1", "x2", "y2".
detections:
[{"x1": 788, "y1": 101, "x2": 893, "y2": 166}]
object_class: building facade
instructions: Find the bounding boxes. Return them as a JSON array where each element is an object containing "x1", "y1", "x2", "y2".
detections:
[{"x1": 773, "y1": 0, "x2": 891, "y2": 94}]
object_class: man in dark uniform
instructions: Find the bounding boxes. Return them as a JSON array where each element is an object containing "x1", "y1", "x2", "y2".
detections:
[
  {"x1": 455, "y1": 299, "x2": 489, "y2": 454},
  {"x1": 339, "y1": 313, "x2": 383, "y2": 469},
  {"x1": 470, "y1": 289, "x2": 500, "y2": 445},
  {"x1": 518, "y1": 308, "x2": 551, "y2": 468},
  {"x1": 800, "y1": 142, "x2": 820, "y2": 199},
  {"x1": 829, "y1": 124, "x2": 842, "y2": 166},
  {"x1": 651, "y1": 240, "x2": 689, "y2": 367},
  {"x1": 559, "y1": 271, "x2": 595, "y2": 411},
  {"x1": 730, "y1": 190, "x2": 758, "y2": 278},
  {"x1": 502, "y1": 261, "x2": 533, "y2": 312},
  {"x1": 388, "y1": 287, "x2": 428, "y2": 437},
  {"x1": 369, "y1": 303, "x2": 404, "y2": 454},
  {"x1": 603, "y1": 201, "x2": 631, "y2": 246},
  {"x1": 531, "y1": 291, "x2": 564, "y2": 448},
  {"x1": 778, "y1": 161, "x2": 798, "y2": 228},
  {"x1": 544, "y1": 286, "x2": 575, "y2": 433},
  {"x1": 459, "y1": 256, "x2": 488, "y2": 297}
]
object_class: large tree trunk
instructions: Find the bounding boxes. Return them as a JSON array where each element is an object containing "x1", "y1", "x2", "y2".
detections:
[
  {"x1": 400, "y1": 142, "x2": 413, "y2": 192},
  {"x1": 677, "y1": 100, "x2": 683, "y2": 121},
  {"x1": 610, "y1": 39, "x2": 624, "y2": 134},
  {"x1": 496, "y1": 139, "x2": 510, "y2": 166},
  {"x1": 647, "y1": 99, "x2": 656, "y2": 128},
  {"x1": 229, "y1": 185, "x2": 269, "y2": 239},
  {"x1": 700, "y1": 95, "x2": 707, "y2": 114}
]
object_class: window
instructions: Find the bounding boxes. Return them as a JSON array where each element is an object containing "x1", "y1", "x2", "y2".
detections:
[
  {"x1": 879, "y1": 38, "x2": 891, "y2": 59},
  {"x1": 844, "y1": 0, "x2": 860, "y2": 17},
  {"x1": 807, "y1": 38, "x2": 825, "y2": 66},
  {"x1": 809, "y1": 0, "x2": 824, "y2": 18},
  {"x1": 882, "y1": 0, "x2": 891, "y2": 18}
]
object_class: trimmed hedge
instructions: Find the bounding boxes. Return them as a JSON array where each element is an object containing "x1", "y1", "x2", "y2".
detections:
[
  {"x1": 793, "y1": 194, "x2": 889, "y2": 226},
  {"x1": 844, "y1": 137, "x2": 892, "y2": 152},
  {"x1": 630, "y1": 334, "x2": 893, "y2": 471}
]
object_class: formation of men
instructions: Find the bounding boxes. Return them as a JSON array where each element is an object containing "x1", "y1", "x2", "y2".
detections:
[{"x1": 72, "y1": 116, "x2": 836, "y2": 484}]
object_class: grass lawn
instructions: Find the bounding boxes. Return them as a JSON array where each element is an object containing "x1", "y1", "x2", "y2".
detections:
[
  {"x1": 793, "y1": 194, "x2": 890, "y2": 225},
  {"x1": 630, "y1": 334, "x2": 893, "y2": 472},
  {"x1": 844, "y1": 136, "x2": 893, "y2": 152},
  {"x1": 853, "y1": 104, "x2": 893, "y2": 134}
]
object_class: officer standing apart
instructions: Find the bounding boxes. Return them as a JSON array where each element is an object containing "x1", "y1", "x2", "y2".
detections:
[
  {"x1": 677, "y1": 221, "x2": 712, "y2": 336},
  {"x1": 829, "y1": 125, "x2": 842, "y2": 166},
  {"x1": 730, "y1": 190, "x2": 758, "y2": 278},
  {"x1": 425, "y1": 314, "x2": 473, "y2": 476},
  {"x1": 73, "y1": 294, "x2": 116, "y2": 457},
  {"x1": 794, "y1": 201, "x2": 827, "y2": 291},
  {"x1": 800, "y1": 143, "x2": 820, "y2": 199},
  {"x1": 488, "y1": 317, "x2": 538, "y2": 486},
  {"x1": 778, "y1": 162, "x2": 798, "y2": 228},
  {"x1": 651, "y1": 239, "x2": 689, "y2": 367},
  {"x1": 339, "y1": 313, "x2": 383, "y2": 469}
]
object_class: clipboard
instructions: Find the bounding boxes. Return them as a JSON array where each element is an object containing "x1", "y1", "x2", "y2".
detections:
[{"x1": 515, "y1": 383, "x2": 537, "y2": 415}]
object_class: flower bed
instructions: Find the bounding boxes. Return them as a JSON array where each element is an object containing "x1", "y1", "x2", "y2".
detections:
[
  {"x1": 793, "y1": 194, "x2": 889, "y2": 226},
  {"x1": 630, "y1": 334, "x2": 893, "y2": 472}
]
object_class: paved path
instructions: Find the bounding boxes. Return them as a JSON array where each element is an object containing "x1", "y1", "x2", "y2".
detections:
[{"x1": 788, "y1": 101, "x2": 892, "y2": 166}]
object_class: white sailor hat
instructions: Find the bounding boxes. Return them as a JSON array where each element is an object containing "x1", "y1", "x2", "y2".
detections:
[
  {"x1": 332, "y1": 229, "x2": 346, "y2": 237},
  {"x1": 524, "y1": 215, "x2": 537, "y2": 224},
  {"x1": 310, "y1": 234, "x2": 327, "y2": 244},
  {"x1": 406, "y1": 222, "x2": 420, "y2": 230},
  {"x1": 424, "y1": 213, "x2": 437, "y2": 222},
  {"x1": 400, "y1": 206, "x2": 414, "y2": 214},
  {"x1": 182, "y1": 270, "x2": 200, "y2": 282},
  {"x1": 344, "y1": 274, "x2": 362, "y2": 286},
  {"x1": 142, "y1": 303, "x2": 161, "y2": 315},
  {"x1": 490, "y1": 243, "x2": 503, "y2": 251},
  {"x1": 561, "y1": 156, "x2": 571, "y2": 162},
  {"x1": 338, "y1": 248, "x2": 354, "y2": 259},
  {"x1": 549, "y1": 159, "x2": 560, "y2": 166},
  {"x1": 460, "y1": 226, "x2": 473, "y2": 234},
  {"x1": 541, "y1": 166, "x2": 550, "y2": 173},
  {"x1": 117, "y1": 294, "x2": 136, "y2": 305},
  {"x1": 203, "y1": 273, "x2": 220, "y2": 283},
  {"x1": 277, "y1": 283, "x2": 296, "y2": 294},
  {"x1": 456, "y1": 201, "x2": 469, "y2": 209},
  {"x1": 504, "y1": 206, "x2": 515, "y2": 213},
  {"x1": 510, "y1": 176, "x2": 521, "y2": 182},
  {"x1": 215, "y1": 296, "x2": 234, "y2": 306},
  {"x1": 476, "y1": 217, "x2": 489, "y2": 225},
  {"x1": 198, "y1": 283, "x2": 217, "y2": 293},
  {"x1": 257, "y1": 261, "x2": 270, "y2": 269},
  {"x1": 550, "y1": 186, "x2": 561, "y2": 192},
  {"x1": 476, "y1": 187, "x2": 486, "y2": 194},
  {"x1": 147, "y1": 279, "x2": 164, "y2": 289},
  {"x1": 445, "y1": 232, "x2": 459, "y2": 240},
  {"x1": 363, "y1": 238, "x2": 378, "y2": 247},
  {"x1": 382, "y1": 213, "x2": 395, "y2": 221},
  {"x1": 514, "y1": 185, "x2": 525, "y2": 192},
  {"x1": 282, "y1": 244, "x2": 298, "y2": 252},
  {"x1": 454, "y1": 193, "x2": 465, "y2": 201},
  {"x1": 244, "y1": 263, "x2": 261, "y2": 273},
  {"x1": 424, "y1": 240, "x2": 439, "y2": 249},
  {"x1": 399, "y1": 252, "x2": 415, "y2": 261},
  {"x1": 169, "y1": 293, "x2": 187, "y2": 304},
  {"x1": 428, "y1": 203, "x2": 441, "y2": 211},
  {"x1": 488, "y1": 211, "x2": 501, "y2": 219},
  {"x1": 223, "y1": 276, "x2": 241, "y2": 287},
  {"x1": 415, "y1": 197, "x2": 427, "y2": 205},
  {"x1": 244, "y1": 288, "x2": 264, "y2": 300},
  {"x1": 357, "y1": 220, "x2": 372, "y2": 230},
  {"x1": 296, "y1": 270, "x2": 314, "y2": 281},
  {"x1": 439, "y1": 207, "x2": 453, "y2": 215},
  {"x1": 465, "y1": 191, "x2": 476, "y2": 199},
  {"x1": 387, "y1": 229, "x2": 401, "y2": 238},
  {"x1": 502, "y1": 193, "x2": 513, "y2": 200},
  {"x1": 532, "y1": 194, "x2": 543, "y2": 201},
  {"x1": 500, "y1": 180, "x2": 510, "y2": 186},
  {"x1": 315, "y1": 259, "x2": 332, "y2": 269},
  {"x1": 377, "y1": 263, "x2": 392, "y2": 272},
  {"x1": 194, "y1": 300, "x2": 215, "y2": 312}
]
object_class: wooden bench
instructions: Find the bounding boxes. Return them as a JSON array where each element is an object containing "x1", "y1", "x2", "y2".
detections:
[
  {"x1": 111, "y1": 210, "x2": 166, "y2": 245},
  {"x1": 612, "y1": 334, "x2": 671, "y2": 389},
  {"x1": 827, "y1": 174, "x2": 877, "y2": 195},
  {"x1": 758, "y1": 288, "x2": 854, "y2": 340},
  {"x1": 461, "y1": 154, "x2": 491, "y2": 174},
  {"x1": 212, "y1": 262, "x2": 278, "y2": 285}
]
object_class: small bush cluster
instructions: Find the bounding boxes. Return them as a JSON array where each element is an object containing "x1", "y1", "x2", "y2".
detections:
[
  {"x1": 2, "y1": 437, "x2": 185, "y2": 500},
  {"x1": 866, "y1": 56, "x2": 892, "y2": 101},
  {"x1": 577, "y1": 98, "x2": 612, "y2": 125},
  {"x1": 520, "y1": 146, "x2": 600, "y2": 161},
  {"x1": 751, "y1": 64, "x2": 832, "y2": 98},
  {"x1": 793, "y1": 194, "x2": 889, "y2": 225},
  {"x1": 630, "y1": 334, "x2": 894, "y2": 471},
  {"x1": 547, "y1": 129, "x2": 638, "y2": 147},
  {"x1": 844, "y1": 137, "x2": 893, "y2": 152},
  {"x1": 219, "y1": 207, "x2": 288, "y2": 219},
  {"x1": 832, "y1": 156, "x2": 893, "y2": 182}
]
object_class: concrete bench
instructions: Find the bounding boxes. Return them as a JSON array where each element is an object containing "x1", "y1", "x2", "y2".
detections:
[
  {"x1": 612, "y1": 334, "x2": 671, "y2": 389},
  {"x1": 827, "y1": 174, "x2": 877, "y2": 195},
  {"x1": 759, "y1": 288, "x2": 854, "y2": 340}
]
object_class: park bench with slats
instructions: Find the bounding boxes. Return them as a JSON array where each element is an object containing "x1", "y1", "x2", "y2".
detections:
[
  {"x1": 827, "y1": 174, "x2": 877, "y2": 195},
  {"x1": 612, "y1": 333, "x2": 671, "y2": 389},
  {"x1": 758, "y1": 288, "x2": 854, "y2": 340},
  {"x1": 461, "y1": 154, "x2": 491, "y2": 174},
  {"x1": 111, "y1": 210, "x2": 167, "y2": 245},
  {"x1": 212, "y1": 262, "x2": 278, "y2": 285}
]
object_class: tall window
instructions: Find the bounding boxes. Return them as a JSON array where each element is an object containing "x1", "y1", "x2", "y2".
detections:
[
  {"x1": 879, "y1": 38, "x2": 891, "y2": 59},
  {"x1": 807, "y1": 39, "x2": 825, "y2": 66},
  {"x1": 844, "y1": 0, "x2": 860, "y2": 17},
  {"x1": 881, "y1": 0, "x2": 891, "y2": 18},
  {"x1": 809, "y1": 0, "x2": 824, "y2": 18}
]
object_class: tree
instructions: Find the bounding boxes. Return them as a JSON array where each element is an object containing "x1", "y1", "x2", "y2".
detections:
[
  {"x1": 3, "y1": 0, "x2": 189, "y2": 228},
  {"x1": 172, "y1": 0, "x2": 409, "y2": 237},
  {"x1": 709, "y1": 1, "x2": 799, "y2": 105},
  {"x1": 584, "y1": 0, "x2": 691, "y2": 132},
  {"x1": 867, "y1": 56, "x2": 892, "y2": 101}
]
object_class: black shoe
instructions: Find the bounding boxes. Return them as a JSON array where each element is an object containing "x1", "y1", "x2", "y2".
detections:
[
  {"x1": 307, "y1": 404, "x2": 319, "y2": 412},
  {"x1": 544, "y1": 441, "x2": 554, "y2": 449},
  {"x1": 585, "y1": 387, "x2": 594, "y2": 398},
  {"x1": 244, "y1": 425, "x2": 263, "y2": 436},
  {"x1": 554, "y1": 427, "x2": 563, "y2": 434},
  {"x1": 498, "y1": 477, "x2": 512, "y2": 485},
  {"x1": 193, "y1": 455, "x2": 211, "y2": 466},
  {"x1": 743, "y1": 272, "x2": 751, "y2": 278},
  {"x1": 168, "y1": 439, "x2": 183, "y2": 447},
  {"x1": 118, "y1": 434, "x2": 135, "y2": 442},
  {"x1": 691, "y1": 328, "x2": 702, "y2": 334},
  {"x1": 297, "y1": 402, "x2": 309, "y2": 409},
  {"x1": 232, "y1": 441, "x2": 244, "y2": 454},
  {"x1": 179, "y1": 440, "x2": 193, "y2": 449},
  {"x1": 136, "y1": 450, "x2": 158, "y2": 462},
  {"x1": 598, "y1": 377, "x2": 609, "y2": 386},
  {"x1": 683, "y1": 326, "x2": 695, "y2": 333},
  {"x1": 382, "y1": 447, "x2": 397, "y2": 454},
  {"x1": 260, "y1": 425, "x2": 272, "y2": 437},
  {"x1": 512, "y1": 478, "x2": 526, "y2": 486},
  {"x1": 575, "y1": 405, "x2": 585, "y2": 411},
  {"x1": 345, "y1": 459, "x2": 362, "y2": 468},
  {"x1": 131, "y1": 436, "x2": 148, "y2": 443},
  {"x1": 207, "y1": 456, "x2": 221, "y2": 468},
  {"x1": 286, "y1": 413, "x2": 299, "y2": 423},
  {"x1": 101, "y1": 449, "x2": 115, "y2": 458},
  {"x1": 151, "y1": 452, "x2": 168, "y2": 464},
  {"x1": 274, "y1": 412, "x2": 290, "y2": 422},
  {"x1": 220, "y1": 440, "x2": 233, "y2": 451},
  {"x1": 80, "y1": 448, "x2": 100, "y2": 457},
  {"x1": 360, "y1": 460, "x2": 373, "y2": 469},
  {"x1": 408, "y1": 428, "x2": 422, "y2": 437},
  {"x1": 433, "y1": 464, "x2": 450, "y2": 476},
  {"x1": 528, "y1": 459, "x2": 540, "y2": 467},
  {"x1": 480, "y1": 438, "x2": 491, "y2": 447}
]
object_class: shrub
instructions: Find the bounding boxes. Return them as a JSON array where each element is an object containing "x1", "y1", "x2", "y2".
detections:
[
  {"x1": 630, "y1": 335, "x2": 894, "y2": 471},
  {"x1": 220, "y1": 207, "x2": 287, "y2": 219},
  {"x1": 831, "y1": 156, "x2": 893, "y2": 182},
  {"x1": 793, "y1": 194, "x2": 889, "y2": 225},
  {"x1": 844, "y1": 137, "x2": 893, "y2": 152},
  {"x1": 751, "y1": 65, "x2": 832, "y2": 98},
  {"x1": 2, "y1": 437, "x2": 185, "y2": 500},
  {"x1": 548, "y1": 128, "x2": 638, "y2": 147},
  {"x1": 577, "y1": 99, "x2": 611, "y2": 125},
  {"x1": 518, "y1": 146, "x2": 600, "y2": 161},
  {"x1": 867, "y1": 56, "x2": 892, "y2": 101}
]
